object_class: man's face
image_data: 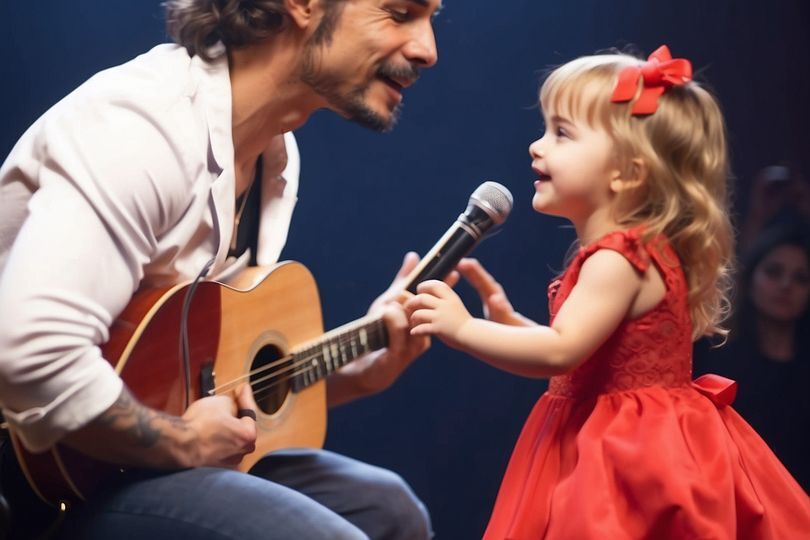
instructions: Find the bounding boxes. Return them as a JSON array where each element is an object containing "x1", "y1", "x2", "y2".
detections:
[{"x1": 300, "y1": 0, "x2": 441, "y2": 132}]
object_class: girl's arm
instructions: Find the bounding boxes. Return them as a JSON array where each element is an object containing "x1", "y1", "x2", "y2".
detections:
[{"x1": 407, "y1": 250, "x2": 643, "y2": 378}]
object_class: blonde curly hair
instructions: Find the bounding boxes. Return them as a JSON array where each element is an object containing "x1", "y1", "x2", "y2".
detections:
[{"x1": 540, "y1": 51, "x2": 734, "y2": 340}]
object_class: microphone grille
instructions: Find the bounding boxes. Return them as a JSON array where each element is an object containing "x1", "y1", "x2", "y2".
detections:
[{"x1": 470, "y1": 181, "x2": 513, "y2": 225}]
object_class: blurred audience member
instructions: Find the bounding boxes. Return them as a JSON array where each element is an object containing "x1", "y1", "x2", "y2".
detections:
[
  {"x1": 695, "y1": 224, "x2": 810, "y2": 491},
  {"x1": 739, "y1": 165, "x2": 810, "y2": 253}
]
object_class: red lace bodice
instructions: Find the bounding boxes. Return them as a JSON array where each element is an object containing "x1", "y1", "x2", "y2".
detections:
[{"x1": 547, "y1": 228, "x2": 694, "y2": 398}]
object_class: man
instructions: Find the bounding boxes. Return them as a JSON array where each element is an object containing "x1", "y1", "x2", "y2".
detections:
[{"x1": 0, "y1": 0, "x2": 440, "y2": 537}]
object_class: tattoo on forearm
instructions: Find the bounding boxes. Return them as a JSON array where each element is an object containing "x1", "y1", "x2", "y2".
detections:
[{"x1": 98, "y1": 387, "x2": 187, "y2": 448}]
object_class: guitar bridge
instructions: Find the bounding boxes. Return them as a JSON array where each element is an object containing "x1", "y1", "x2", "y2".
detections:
[{"x1": 200, "y1": 361, "x2": 215, "y2": 396}]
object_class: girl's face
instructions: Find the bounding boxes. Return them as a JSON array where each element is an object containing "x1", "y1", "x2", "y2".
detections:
[
  {"x1": 751, "y1": 244, "x2": 810, "y2": 324},
  {"x1": 528, "y1": 105, "x2": 619, "y2": 223}
]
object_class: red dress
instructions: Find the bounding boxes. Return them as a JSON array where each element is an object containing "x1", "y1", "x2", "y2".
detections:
[{"x1": 484, "y1": 229, "x2": 810, "y2": 539}]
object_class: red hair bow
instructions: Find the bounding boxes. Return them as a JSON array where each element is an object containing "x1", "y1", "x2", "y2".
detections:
[{"x1": 611, "y1": 45, "x2": 693, "y2": 115}]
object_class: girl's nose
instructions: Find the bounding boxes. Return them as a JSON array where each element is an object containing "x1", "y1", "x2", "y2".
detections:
[{"x1": 529, "y1": 139, "x2": 545, "y2": 159}]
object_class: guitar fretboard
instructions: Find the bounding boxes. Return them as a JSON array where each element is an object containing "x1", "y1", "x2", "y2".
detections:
[{"x1": 290, "y1": 315, "x2": 388, "y2": 391}]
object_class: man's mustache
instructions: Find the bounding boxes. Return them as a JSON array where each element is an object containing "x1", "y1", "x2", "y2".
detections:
[{"x1": 377, "y1": 62, "x2": 421, "y2": 87}]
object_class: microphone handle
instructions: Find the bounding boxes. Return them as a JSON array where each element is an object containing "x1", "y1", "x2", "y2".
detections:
[{"x1": 404, "y1": 218, "x2": 479, "y2": 294}]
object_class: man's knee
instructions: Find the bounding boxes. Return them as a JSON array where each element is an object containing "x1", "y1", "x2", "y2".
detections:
[{"x1": 360, "y1": 468, "x2": 431, "y2": 540}]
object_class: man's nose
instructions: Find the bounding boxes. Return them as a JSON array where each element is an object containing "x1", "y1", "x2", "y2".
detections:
[{"x1": 403, "y1": 21, "x2": 438, "y2": 68}]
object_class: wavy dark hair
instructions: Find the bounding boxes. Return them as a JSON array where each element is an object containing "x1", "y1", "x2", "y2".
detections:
[
  {"x1": 732, "y1": 223, "x2": 810, "y2": 351},
  {"x1": 164, "y1": 0, "x2": 345, "y2": 62}
]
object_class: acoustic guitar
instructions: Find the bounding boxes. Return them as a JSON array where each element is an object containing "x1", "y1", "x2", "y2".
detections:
[
  {"x1": 9, "y1": 262, "x2": 390, "y2": 507},
  {"x1": 9, "y1": 180, "x2": 513, "y2": 508}
]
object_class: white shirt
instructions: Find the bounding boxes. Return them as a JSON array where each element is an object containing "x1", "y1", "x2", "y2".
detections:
[{"x1": 0, "y1": 44, "x2": 300, "y2": 452}]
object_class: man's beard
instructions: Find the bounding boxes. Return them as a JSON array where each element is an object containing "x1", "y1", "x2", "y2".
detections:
[
  {"x1": 332, "y1": 83, "x2": 401, "y2": 133},
  {"x1": 300, "y1": 45, "x2": 418, "y2": 133}
]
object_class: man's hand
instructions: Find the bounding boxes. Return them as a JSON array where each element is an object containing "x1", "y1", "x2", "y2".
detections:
[
  {"x1": 182, "y1": 383, "x2": 258, "y2": 468},
  {"x1": 63, "y1": 384, "x2": 258, "y2": 470},
  {"x1": 326, "y1": 252, "x2": 443, "y2": 406}
]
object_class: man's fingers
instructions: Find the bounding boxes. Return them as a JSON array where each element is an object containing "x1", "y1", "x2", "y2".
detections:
[
  {"x1": 396, "y1": 251, "x2": 421, "y2": 280},
  {"x1": 236, "y1": 382, "x2": 259, "y2": 411},
  {"x1": 234, "y1": 383, "x2": 260, "y2": 436},
  {"x1": 370, "y1": 253, "x2": 421, "y2": 314},
  {"x1": 237, "y1": 408, "x2": 256, "y2": 421},
  {"x1": 381, "y1": 301, "x2": 409, "y2": 326}
]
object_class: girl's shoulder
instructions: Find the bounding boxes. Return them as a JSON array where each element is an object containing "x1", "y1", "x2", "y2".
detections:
[
  {"x1": 566, "y1": 227, "x2": 683, "y2": 287},
  {"x1": 549, "y1": 227, "x2": 682, "y2": 306},
  {"x1": 565, "y1": 226, "x2": 685, "y2": 296},
  {"x1": 576, "y1": 227, "x2": 652, "y2": 275},
  {"x1": 550, "y1": 228, "x2": 650, "y2": 303}
]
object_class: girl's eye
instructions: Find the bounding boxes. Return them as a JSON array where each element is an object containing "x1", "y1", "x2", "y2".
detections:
[{"x1": 555, "y1": 127, "x2": 569, "y2": 139}]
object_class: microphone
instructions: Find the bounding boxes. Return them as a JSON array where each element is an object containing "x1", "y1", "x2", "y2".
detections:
[{"x1": 404, "y1": 181, "x2": 513, "y2": 294}]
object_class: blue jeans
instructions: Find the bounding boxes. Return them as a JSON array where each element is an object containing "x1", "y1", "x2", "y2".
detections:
[{"x1": 1, "y1": 444, "x2": 431, "y2": 539}]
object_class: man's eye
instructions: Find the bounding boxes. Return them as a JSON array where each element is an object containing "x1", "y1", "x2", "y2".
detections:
[{"x1": 390, "y1": 9, "x2": 410, "y2": 22}]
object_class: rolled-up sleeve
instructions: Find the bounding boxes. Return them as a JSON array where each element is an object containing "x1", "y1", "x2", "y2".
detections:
[{"x1": 0, "y1": 93, "x2": 192, "y2": 452}]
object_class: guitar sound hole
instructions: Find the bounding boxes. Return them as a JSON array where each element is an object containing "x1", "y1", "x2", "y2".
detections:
[{"x1": 250, "y1": 344, "x2": 291, "y2": 415}]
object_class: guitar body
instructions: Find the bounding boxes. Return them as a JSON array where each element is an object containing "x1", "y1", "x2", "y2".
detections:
[{"x1": 11, "y1": 261, "x2": 327, "y2": 506}]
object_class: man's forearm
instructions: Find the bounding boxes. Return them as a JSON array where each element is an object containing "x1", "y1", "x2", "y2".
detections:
[{"x1": 62, "y1": 386, "x2": 196, "y2": 469}]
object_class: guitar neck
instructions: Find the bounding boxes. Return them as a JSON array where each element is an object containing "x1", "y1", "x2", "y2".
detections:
[{"x1": 290, "y1": 314, "x2": 388, "y2": 391}]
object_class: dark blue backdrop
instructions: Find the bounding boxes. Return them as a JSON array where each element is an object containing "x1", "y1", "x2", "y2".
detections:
[{"x1": 2, "y1": 1, "x2": 808, "y2": 538}]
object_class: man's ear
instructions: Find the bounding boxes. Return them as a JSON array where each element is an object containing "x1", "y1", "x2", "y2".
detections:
[
  {"x1": 284, "y1": 0, "x2": 317, "y2": 29},
  {"x1": 610, "y1": 158, "x2": 648, "y2": 193}
]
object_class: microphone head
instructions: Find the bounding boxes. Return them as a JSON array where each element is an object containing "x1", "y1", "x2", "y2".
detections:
[{"x1": 469, "y1": 181, "x2": 513, "y2": 226}]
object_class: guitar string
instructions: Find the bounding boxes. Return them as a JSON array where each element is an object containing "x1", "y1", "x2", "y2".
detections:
[
  {"x1": 210, "y1": 318, "x2": 387, "y2": 397},
  {"x1": 248, "y1": 317, "x2": 388, "y2": 400},
  {"x1": 249, "y1": 359, "x2": 325, "y2": 401},
  {"x1": 233, "y1": 328, "x2": 379, "y2": 402},
  {"x1": 209, "y1": 318, "x2": 385, "y2": 395},
  {"x1": 247, "y1": 327, "x2": 382, "y2": 401}
]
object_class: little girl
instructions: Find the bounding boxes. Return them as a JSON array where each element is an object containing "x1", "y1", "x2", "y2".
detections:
[{"x1": 406, "y1": 46, "x2": 810, "y2": 538}]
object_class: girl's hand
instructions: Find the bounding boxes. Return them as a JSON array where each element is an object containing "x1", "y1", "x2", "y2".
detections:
[
  {"x1": 458, "y1": 258, "x2": 536, "y2": 327},
  {"x1": 406, "y1": 280, "x2": 473, "y2": 347}
]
